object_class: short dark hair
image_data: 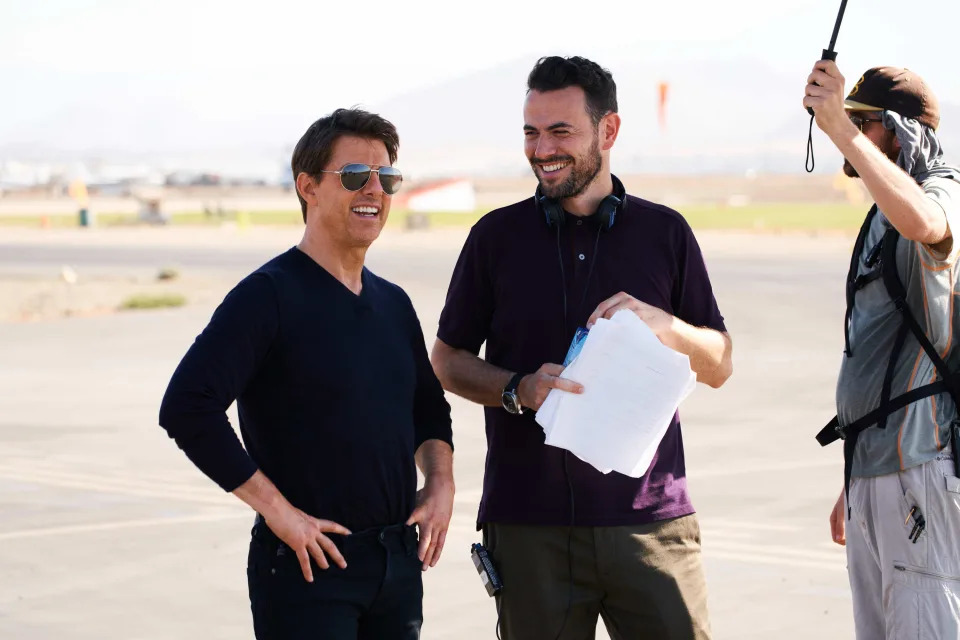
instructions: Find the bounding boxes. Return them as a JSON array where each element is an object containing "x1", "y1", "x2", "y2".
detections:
[
  {"x1": 527, "y1": 56, "x2": 618, "y2": 125},
  {"x1": 290, "y1": 108, "x2": 399, "y2": 222}
]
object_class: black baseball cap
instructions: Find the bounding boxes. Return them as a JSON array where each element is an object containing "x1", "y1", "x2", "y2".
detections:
[{"x1": 845, "y1": 66, "x2": 940, "y2": 130}]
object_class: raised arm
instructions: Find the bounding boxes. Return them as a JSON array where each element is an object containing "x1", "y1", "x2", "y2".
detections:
[{"x1": 805, "y1": 60, "x2": 951, "y2": 252}]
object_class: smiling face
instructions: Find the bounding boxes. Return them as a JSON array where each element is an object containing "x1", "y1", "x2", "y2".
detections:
[
  {"x1": 296, "y1": 135, "x2": 393, "y2": 250},
  {"x1": 524, "y1": 86, "x2": 604, "y2": 200}
]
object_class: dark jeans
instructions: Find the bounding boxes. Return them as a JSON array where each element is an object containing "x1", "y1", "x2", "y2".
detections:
[{"x1": 247, "y1": 517, "x2": 423, "y2": 640}]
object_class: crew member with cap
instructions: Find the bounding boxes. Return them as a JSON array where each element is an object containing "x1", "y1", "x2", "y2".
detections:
[{"x1": 805, "y1": 62, "x2": 960, "y2": 638}]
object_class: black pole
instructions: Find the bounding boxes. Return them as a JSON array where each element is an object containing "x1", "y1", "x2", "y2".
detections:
[
  {"x1": 827, "y1": 0, "x2": 849, "y2": 52},
  {"x1": 806, "y1": 0, "x2": 850, "y2": 172}
]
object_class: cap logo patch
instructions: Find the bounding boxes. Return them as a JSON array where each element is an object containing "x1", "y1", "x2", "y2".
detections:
[{"x1": 849, "y1": 75, "x2": 866, "y2": 97}]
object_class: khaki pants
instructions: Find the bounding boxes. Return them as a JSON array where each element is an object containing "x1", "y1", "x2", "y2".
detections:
[
  {"x1": 847, "y1": 449, "x2": 960, "y2": 639},
  {"x1": 483, "y1": 515, "x2": 711, "y2": 640}
]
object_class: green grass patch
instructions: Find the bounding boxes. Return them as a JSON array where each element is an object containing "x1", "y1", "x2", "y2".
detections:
[
  {"x1": 169, "y1": 210, "x2": 304, "y2": 225},
  {"x1": 119, "y1": 293, "x2": 187, "y2": 310},
  {"x1": 0, "y1": 212, "x2": 139, "y2": 227},
  {"x1": 0, "y1": 203, "x2": 868, "y2": 231},
  {"x1": 0, "y1": 209, "x2": 484, "y2": 228},
  {"x1": 167, "y1": 209, "x2": 484, "y2": 227},
  {"x1": 676, "y1": 203, "x2": 866, "y2": 231},
  {"x1": 385, "y1": 210, "x2": 484, "y2": 228}
]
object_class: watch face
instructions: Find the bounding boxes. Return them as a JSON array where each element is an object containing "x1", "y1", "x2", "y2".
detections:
[{"x1": 502, "y1": 392, "x2": 521, "y2": 414}]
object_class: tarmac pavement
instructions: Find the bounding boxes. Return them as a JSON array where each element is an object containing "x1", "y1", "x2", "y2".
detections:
[{"x1": 0, "y1": 226, "x2": 856, "y2": 639}]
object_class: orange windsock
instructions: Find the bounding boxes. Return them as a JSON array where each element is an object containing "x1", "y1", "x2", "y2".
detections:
[{"x1": 658, "y1": 81, "x2": 669, "y2": 131}]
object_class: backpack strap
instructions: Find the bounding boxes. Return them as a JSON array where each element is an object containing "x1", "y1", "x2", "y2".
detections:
[
  {"x1": 880, "y1": 229, "x2": 957, "y2": 384},
  {"x1": 818, "y1": 222, "x2": 960, "y2": 517},
  {"x1": 843, "y1": 205, "x2": 880, "y2": 356}
]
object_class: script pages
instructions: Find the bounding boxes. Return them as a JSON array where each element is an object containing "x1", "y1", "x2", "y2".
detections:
[{"x1": 536, "y1": 309, "x2": 697, "y2": 478}]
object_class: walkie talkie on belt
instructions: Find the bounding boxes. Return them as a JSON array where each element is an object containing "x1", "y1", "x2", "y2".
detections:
[{"x1": 470, "y1": 542, "x2": 503, "y2": 597}]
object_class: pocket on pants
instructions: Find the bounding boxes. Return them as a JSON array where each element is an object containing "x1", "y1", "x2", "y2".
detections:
[
  {"x1": 890, "y1": 563, "x2": 960, "y2": 640},
  {"x1": 935, "y1": 457, "x2": 960, "y2": 496}
]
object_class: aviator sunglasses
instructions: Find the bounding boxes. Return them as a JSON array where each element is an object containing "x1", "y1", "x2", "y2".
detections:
[{"x1": 319, "y1": 163, "x2": 403, "y2": 195}]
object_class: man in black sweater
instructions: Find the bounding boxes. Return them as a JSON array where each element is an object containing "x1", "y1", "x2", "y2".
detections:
[{"x1": 159, "y1": 108, "x2": 455, "y2": 640}]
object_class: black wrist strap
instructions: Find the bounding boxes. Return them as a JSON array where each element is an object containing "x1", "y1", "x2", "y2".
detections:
[{"x1": 504, "y1": 372, "x2": 524, "y2": 394}]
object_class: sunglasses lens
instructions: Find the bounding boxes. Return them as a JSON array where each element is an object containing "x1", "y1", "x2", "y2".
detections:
[
  {"x1": 379, "y1": 167, "x2": 403, "y2": 195},
  {"x1": 339, "y1": 164, "x2": 371, "y2": 191}
]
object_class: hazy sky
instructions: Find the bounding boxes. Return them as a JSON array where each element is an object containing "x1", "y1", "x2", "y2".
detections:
[{"x1": 3, "y1": 0, "x2": 959, "y2": 172}]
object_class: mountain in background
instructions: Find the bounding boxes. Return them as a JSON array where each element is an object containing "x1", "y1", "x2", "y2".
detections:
[
  {"x1": 3, "y1": 54, "x2": 959, "y2": 182},
  {"x1": 379, "y1": 54, "x2": 960, "y2": 178}
]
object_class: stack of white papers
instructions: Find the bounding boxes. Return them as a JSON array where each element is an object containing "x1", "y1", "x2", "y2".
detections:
[{"x1": 536, "y1": 309, "x2": 697, "y2": 478}]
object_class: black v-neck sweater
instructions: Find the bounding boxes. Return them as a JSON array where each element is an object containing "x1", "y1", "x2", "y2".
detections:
[{"x1": 159, "y1": 247, "x2": 453, "y2": 531}]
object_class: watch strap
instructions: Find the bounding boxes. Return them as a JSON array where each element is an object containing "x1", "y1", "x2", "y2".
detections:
[{"x1": 504, "y1": 372, "x2": 524, "y2": 395}]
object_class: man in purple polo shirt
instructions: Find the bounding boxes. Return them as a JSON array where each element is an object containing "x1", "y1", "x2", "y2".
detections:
[{"x1": 431, "y1": 56, "x2": 733, "y2": 639}]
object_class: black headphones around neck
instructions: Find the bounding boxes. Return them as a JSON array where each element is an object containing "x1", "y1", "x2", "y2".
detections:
[{"x1": 535, "y1": 174, "x2": 627, "y2": 231}]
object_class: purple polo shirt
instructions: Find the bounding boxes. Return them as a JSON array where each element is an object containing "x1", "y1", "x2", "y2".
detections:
[{"x1": 438, "y1": 194, "x2": 726, "y2": 527}]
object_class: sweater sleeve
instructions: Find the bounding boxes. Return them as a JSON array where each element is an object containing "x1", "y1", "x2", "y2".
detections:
[{"x1": 158, "y1": 273, "x2": 278, "y2": 491}]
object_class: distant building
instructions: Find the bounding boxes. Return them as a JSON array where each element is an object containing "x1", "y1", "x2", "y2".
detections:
[
  {"x1": 0, "y1": 161, "x2": 53, "y2": 191},
  {"x1": 395, "y1": 178, "x2": 476, "y2": 212}
]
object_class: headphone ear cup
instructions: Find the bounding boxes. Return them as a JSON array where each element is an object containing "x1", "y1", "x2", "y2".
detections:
[
  {"x1": 540, "y1": 196, "x2": 564, "y2": 228},
  {"x1": 597, "y1": 195, "x2": 622, "y2": 231}
]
